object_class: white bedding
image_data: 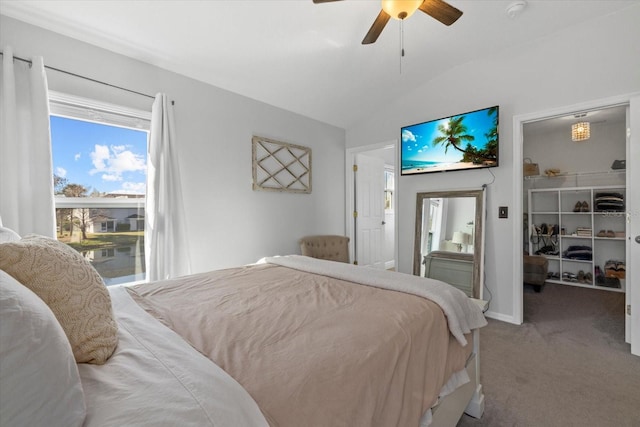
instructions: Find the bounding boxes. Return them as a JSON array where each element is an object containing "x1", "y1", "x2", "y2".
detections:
[
  {"x1": 78, "y1": 286, "x2": 269, "y2": 427},
  {"x1": 261, "y1": 255, "x2": 487, "y2": 346}
]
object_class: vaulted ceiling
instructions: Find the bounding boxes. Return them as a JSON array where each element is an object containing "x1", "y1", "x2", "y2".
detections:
[{"x1": 0, "y1": 0, "x2": 635, "y2": 129}]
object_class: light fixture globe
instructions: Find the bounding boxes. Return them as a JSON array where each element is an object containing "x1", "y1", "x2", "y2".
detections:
[
  {"x1": 382, "y1": 0, "x2": 423, "y2": 20},
  {"x1": 571, "y1": 122, "x2": 590, "y2": 142}
]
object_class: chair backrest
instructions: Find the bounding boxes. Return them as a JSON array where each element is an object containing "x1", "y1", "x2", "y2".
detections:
[{"x1": 299, "y1": 235, "x2": 350, "y2": 263}]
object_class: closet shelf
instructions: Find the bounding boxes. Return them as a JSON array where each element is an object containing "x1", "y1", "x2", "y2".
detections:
[{"x1": 524, "y1": 169, "x2": 624, "y2": 181}]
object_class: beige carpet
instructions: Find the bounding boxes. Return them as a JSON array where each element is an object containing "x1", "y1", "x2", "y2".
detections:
[{"x1": 456, "y1": 283, "x2": 640, "y2": 427}]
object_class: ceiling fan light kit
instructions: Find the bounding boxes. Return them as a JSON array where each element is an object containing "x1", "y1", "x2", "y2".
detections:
[
  {"x1": 314, "y1": 0, "x2": 463, "y2": 45},
  {"x1": 381, "y1": 0, "x2": 423, "y2": 20}
]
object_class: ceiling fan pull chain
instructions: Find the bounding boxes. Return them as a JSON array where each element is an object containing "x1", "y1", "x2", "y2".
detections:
[{"x1": 399, "y1": 19, "x2": 405, "y2": 74}]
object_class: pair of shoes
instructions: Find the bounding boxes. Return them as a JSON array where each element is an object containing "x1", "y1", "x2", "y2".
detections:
[
  {"x1": 562, "y1": 272, "x2": 578, "y2": 282},
  {"x1": 605, "y1": 260, "x2": 626, "y2": 278},
  {"x1": 596, "y1": 230, "x2": 615, "y2": 238},
  {"x1": 573, "y1": 201, "x2": 590, "y2": 212},
  {"x1": 585, "y1": 272, "x2": 593, "y2": 284},
  {"x1": 577, "y1": 270, "x2": 585, "y2": 283}
]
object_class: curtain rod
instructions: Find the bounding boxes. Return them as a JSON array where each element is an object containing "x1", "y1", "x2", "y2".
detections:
[{"x1": 0, "y1": 51, "x2": 156, "y2": 100}]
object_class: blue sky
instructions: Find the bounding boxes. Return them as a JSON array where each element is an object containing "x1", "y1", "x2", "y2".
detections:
[
  {"x1": 401, "y1": 107, "x2": 496, "y2": 163},
  {"x1": 51, "y1": 116, "x2": 149, "y2": 195}
]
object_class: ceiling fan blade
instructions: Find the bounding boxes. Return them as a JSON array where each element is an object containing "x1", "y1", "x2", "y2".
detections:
[
  {"x1": 362, "y1": 10, "x2": 391, "y2": 45},
  {"x1": 419, "y1": 0, "x2": 463, "y2": 26},
  {"x1": 312, "y1": 0, "x2": 343, "y2": 3}
]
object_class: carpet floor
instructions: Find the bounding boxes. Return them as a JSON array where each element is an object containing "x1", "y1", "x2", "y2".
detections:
[{"x1": 456, "y1": 283, "x2": 640, "y2": 427}]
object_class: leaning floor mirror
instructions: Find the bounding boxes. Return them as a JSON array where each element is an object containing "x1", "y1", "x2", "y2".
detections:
[{"x1": 413, "y1": 189, "x2": 485, "y2": 299}]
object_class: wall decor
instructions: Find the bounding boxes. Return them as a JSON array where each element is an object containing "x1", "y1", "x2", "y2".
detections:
[{"x1": 252, "y1": 136, "x2": 312, "y2": 193}]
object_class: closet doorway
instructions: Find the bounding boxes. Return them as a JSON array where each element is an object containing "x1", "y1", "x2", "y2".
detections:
[{"x1": 514, "y1": 93, "x2": 640, "y2": 356}]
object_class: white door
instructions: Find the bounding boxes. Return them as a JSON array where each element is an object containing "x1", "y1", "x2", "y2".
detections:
[
  {"x1": 628, "y1": 96, "x2": 639, "y2": 356},
  {"x1": 355, "y1": 153, "x2": 385, "y2": 268}
]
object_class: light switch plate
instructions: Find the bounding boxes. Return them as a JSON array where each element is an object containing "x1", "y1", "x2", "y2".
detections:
[{"x1": 499, "y1": 206, "x2": 508, "y2": 218}]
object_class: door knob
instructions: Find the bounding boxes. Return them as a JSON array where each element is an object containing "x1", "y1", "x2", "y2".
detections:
[{"x1": 635, "y1": 235, "x2": 640, "y2": 244}]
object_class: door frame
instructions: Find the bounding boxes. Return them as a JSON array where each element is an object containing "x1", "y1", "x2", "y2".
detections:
[
  {"x1": 512, "y1": 92, "x2": 640, "y2": 356},
  {"x1": 345, "y1": 140, "x2": 398, "y2": 267}
]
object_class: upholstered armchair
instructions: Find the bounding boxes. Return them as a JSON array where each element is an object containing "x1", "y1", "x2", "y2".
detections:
[
  {"x1": 523, "y1": 254, "x2": 549, "y2": 292},
  {"x1": 299, "y1": 235, "x2": 350, "y2": 263}
]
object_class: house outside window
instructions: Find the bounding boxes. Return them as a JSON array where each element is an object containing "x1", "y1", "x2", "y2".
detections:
[{"x1": 49, "y1": 91, "x2": 150, "y2": 285}]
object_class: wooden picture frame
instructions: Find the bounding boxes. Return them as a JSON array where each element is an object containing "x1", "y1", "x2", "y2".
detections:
[{"x1": 252, "y1": 136, "x2": 312, "y2": 194}]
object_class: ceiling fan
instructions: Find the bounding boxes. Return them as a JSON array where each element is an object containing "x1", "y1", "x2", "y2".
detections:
[{"x1": 313, "y1": 0, "x2": 463, "y2": 44}]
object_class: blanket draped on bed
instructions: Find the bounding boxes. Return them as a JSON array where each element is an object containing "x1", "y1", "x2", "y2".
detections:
[
  {"x1": 261, "y1": 255, "x2": 487, "y2": 345},
  {"x1": 128, "y1": 257, "x2": 484, "y2": 427}
]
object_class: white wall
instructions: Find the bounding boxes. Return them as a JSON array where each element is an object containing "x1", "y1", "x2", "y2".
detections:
[
  {"x1": 0, "y1": 16, "x2": 346, "y2": 273},
  {"x1": 346, "y1": 5, "x2": 640, "y2": 321},
  {"x1": 524, "y1": 120, "x2": 626, "y2": 177}
]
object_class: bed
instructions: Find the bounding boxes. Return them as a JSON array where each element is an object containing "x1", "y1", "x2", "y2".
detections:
[
  {"x1": 0, "y1": 232, "x2": 487, "y2": 427},
  {"x1": 423, "y1": 251, "x2": 474, "y2": 297}
]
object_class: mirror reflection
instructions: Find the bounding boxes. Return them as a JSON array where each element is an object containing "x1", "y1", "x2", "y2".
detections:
[{"x1": 414, "y1": 190, "x2": 485, "y2": 299}]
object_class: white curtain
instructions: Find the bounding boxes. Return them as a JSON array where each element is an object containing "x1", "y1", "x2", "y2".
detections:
[
  {"x1": 145, "y1": 93, "x2": 191, "y2": 281},
  {"x1": 0, "y1": 46, "x2": 55, "y2": 237}
]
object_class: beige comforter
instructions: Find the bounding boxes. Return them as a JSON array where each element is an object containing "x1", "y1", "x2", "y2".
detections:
[{"x1": 129, "y1": 262, "x2": 473, "y2": 427}]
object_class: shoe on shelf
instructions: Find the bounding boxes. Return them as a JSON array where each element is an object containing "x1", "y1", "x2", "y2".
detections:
[
  {"x1": 580, "y1": 201, "x2": 590, "y2": 212},
  {"x1": 597, "y1": 230, "x2": 607, "y2": 237},
  {"x1": 577, "y1": 270, "x2": 585, "y2": 283},
  {"x1": 573, "y1": 202, "x2": 582, "y2": 212},
  {"x1": 585, "y1": 272, "x2": 593, "y2": 284},
  {"x1": 606, "y1": 230, "x2": 615, "y2": 238},
  {"x1": 604, "y1": 260, "x2": 617, "y2": 270}
]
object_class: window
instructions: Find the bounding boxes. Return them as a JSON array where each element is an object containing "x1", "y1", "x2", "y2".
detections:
[{"x1": 49, "y1": 91, "x2": 151, "y2": 285}]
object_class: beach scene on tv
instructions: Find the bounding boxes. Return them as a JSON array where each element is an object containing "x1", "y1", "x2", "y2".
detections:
[{"x1": 401, "y1": 106, "x2": 498, "y2": 175}]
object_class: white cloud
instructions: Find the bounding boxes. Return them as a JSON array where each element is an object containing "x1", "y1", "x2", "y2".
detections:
[
  {"x1": 108, "y1": 181, "x2": 145, "y2": 195},
  {"x1": 55, "y1": 167, "x2": 67, "y2": 178},
  {"x1": 121, "y1": 182, "x2": 146, "y2": 193},
  {"x1": 90, "y1": 144, "x2": 110, "y2": 173},
  {"x1": 90, "y1": 144, "x2": 146, "y2": 182},
  {"x1": 402, "y1": 129, "x2": 416, "y2": 143},
  {"x1": 101, "y1": 173, "x2": 122, "y2": 182},
  {"x1": 110, "y1": 150, "x2": 146, "y2": 173},
  {"x1": 74, "y1": 153, "x2": 81, "y2": 161}
]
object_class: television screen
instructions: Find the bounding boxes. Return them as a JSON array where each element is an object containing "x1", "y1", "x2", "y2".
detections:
[{"x1": 401, "y1": 105, "x2": 499, "y2": 175}]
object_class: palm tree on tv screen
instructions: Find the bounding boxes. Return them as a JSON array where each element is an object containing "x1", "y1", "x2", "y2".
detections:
[
  {"x1": 433, "y1": 109, "x2": 498, "y2": 164},
  {"x1": 432, "y1": 116, "x2": 475, "y2": 156}
]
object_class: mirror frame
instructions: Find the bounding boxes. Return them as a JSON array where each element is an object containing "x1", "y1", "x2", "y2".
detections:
[{"x1": 413, "y1": 189, "x2": 485, "y2": 299}]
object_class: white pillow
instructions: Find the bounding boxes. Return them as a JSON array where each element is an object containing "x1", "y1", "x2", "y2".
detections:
[
  {"x1": 0, "y1": 225, "x2": 20, "y2": 243},
  {"x1": 0, "y1": 235, "x2": 119, "y2": 364},
  {"x1": 0, "y1": 269, "x2": 86, "y2": 427}
]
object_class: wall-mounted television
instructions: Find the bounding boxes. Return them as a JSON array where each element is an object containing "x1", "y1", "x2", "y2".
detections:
[{"x1": 401, "y1": 105, "x2": 499, "y2": 175}]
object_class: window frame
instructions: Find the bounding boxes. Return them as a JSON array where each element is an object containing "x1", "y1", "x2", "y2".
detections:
[{"x1": 49, "y1": 91, "x2": 151, "y2": 285}]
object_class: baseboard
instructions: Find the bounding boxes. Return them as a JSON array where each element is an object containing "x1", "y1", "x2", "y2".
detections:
[{"x1": 484, "y1": 310, "x2": 520, "y2": 325}]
